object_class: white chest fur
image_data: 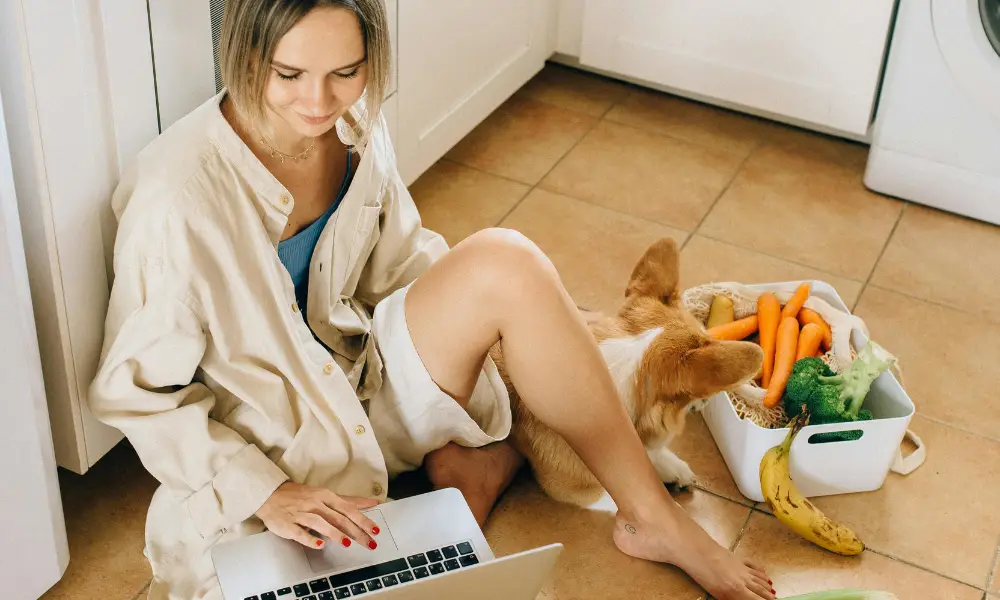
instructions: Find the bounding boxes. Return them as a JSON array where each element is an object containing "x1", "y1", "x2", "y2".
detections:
[{"x1": 597, "y1": 328, "x2": 662, "y2": 419}]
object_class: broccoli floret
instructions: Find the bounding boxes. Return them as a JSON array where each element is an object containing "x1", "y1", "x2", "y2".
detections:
[{"x1": 782, "y1": 343, "x2": 893, "y2": 430}]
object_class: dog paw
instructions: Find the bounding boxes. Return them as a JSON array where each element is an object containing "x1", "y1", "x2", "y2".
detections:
[
  {"x1": 665, "y1": 459, "x2": 697, "y2": 491},
  {"x1": 649, "y1": 447, "x2": 697, "y2": 490}
]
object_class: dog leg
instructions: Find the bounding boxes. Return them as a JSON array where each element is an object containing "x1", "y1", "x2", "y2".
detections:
[{"x1": 647, "y1": 444, "x2": 696, "y2": 490}]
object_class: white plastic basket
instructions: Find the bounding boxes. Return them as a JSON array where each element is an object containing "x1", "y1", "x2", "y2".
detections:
[{"x1": 700, "y1": 280, "x2": 917, "y2": 503}]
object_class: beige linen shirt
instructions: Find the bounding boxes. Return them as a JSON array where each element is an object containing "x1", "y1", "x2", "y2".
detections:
[{"x1": 88, "y1": 92, "x2": 448, "y2": 598}]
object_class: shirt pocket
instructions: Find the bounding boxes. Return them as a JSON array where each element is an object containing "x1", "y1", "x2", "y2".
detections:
[{"x1": 347, "y1": 205, "x2": 382, "y2": 269}]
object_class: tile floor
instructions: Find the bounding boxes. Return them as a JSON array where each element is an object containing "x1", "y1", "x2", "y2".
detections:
[{"x1": 44, "y1": 63, "x2": 1000, "y2": 600}]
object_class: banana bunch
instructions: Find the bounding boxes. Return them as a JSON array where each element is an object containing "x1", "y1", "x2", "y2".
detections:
[{"x1": 759, "y1": 410, "x2": 865, "y2": 556}]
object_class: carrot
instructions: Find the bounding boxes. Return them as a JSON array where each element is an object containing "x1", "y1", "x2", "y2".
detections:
[
  {"x1": 796, "y1": 323, "x2": 824, "y2": 361},
  {"x1": 764, "y1": 317, "x2": 800, "y2": 408},
  {"x1": 781, "y1": 283, "x2": 811, "y2": 319},
  {"x1": 758, "y1": 293, "x2": 781, "y2": 388},
  {"x1": 707, "y1": 315, "x2": 759, "y2": 341},
  {"x1": 798, "y1": 307, "x2": 832, "y2": 351}
]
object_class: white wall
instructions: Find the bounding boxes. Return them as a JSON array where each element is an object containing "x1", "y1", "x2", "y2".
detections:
[{"x1": 0, "y1": 80, "x2": 70, "y2": 600}]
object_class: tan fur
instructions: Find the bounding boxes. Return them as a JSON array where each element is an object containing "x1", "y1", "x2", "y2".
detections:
[{"x1": 489, "y1": 238, "x2": 763, "y2": 506}]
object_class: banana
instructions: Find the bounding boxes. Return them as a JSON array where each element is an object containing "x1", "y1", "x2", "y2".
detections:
[{"x1": 759, "y1": 410, "x2": 865, "y2": 556}]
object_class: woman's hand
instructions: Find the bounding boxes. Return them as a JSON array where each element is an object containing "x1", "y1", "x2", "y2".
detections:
[{"x1": 256, "y1": 482, "x2": 381, "y2": 550}]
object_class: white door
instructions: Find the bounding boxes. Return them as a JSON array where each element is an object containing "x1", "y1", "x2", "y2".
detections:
[
  {"x1": 0, "y1": 85, "x2": 70, "y2": 600},
  {"x1": 395, "y1": 0, "x2": 551, "y2": 184},
  {"x1": 578, "y1": 0, "x2": 896, "y2": 136}
]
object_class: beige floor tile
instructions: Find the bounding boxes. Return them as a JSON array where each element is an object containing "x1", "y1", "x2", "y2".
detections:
[
  {"x1": 409, "y1": 160, "x2": 530, "y2": 246},
  {"x1": 992, "y1": 549, "x2": 1000, "y2": 595},
  {"x1": 854, "y1": 286, "x2": 1000, "y2": 441},
  {"x1": 736, "y1": 512, "x2": 984, "y2": 600},
  {"x1": 514, "y1": 63, "x2": 631, "y2": 118},
  {"x1": 989, "y1": 547, "x2": 1000, "y2": 596},
  {"x1": 678, "y1": 235, "x2": 865, "y2": 307},
  {"x1": 540, "y1": 121, "x2": 745, "y2": 230},
  {"x1": 761, "y1": 123, "x2": 871, "y2": 174},
  {"x1": 446, "y1": 96, "x2": 596, "y2": 185},
  {"x1": 699, "y1": 143, "x2": 903, "y2": 280},
  {"x1": 871, "y1": 205, "x2": 1000, "y2": 322},
  {"x1": 669, "y1": 413, "x2": 750, "y2": 506},
  {"x1": 500, "y1": 188, "x2": 688, "y2": 314},
  {"x1": 486, "y1": 473, "x2": 750, "y2": 600},
  {"x1": 604, "y1": 89, "x2": 774, "y2": 158},
  {"x1": 42, "y1": 442, "x2": 157, "y2": 600},
  {"x1": 793, "y1": 416, "x2": 1000, "y2": 587}
]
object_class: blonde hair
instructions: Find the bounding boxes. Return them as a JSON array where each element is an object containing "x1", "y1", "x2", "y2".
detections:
[{"x1": 219, "y1": 0, "x2": 390, "y2": 142}]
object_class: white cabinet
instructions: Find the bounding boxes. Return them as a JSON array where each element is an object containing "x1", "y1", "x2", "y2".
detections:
[
  {"x1": 573, "y1": 0, "x2": 897, "y2": 137},
  {"x1": 394, "y1": 0, "x2": 551, "y2": 185}
]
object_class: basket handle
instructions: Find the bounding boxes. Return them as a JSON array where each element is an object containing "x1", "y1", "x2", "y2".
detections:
[{"x1": 890, "y1": 429, "x2": 926, "y2": 475}]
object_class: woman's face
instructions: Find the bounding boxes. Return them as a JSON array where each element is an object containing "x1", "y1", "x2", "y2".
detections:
[{"x1": 264, "y1": 6, "x2": 368, "y2": 140}]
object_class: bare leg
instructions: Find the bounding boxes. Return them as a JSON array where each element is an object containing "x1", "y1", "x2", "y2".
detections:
[{"x1": 406, "y1": 229, "x2": 774, "y2": 600}]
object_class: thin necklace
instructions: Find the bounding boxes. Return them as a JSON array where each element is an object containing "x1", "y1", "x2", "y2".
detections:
[{"x1": 256, "y1": 128, "x2": 316, "y2": 164}]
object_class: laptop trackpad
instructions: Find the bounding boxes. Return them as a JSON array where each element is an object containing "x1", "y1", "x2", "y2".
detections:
[{"x1": 306, "y1": 509, "x2": 399, "y2": 573}]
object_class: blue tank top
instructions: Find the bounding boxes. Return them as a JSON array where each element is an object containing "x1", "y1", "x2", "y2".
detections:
[{"x1": 277, "y1": 152, "x2": 353, "y2": 315}]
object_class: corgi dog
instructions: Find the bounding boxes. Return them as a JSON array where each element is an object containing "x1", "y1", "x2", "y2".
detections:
[{"x1": 490, "y1": 237, "x2": 763, "y2": 507}]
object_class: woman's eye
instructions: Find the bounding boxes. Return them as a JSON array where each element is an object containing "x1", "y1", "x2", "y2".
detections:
[
  {"x1": 336, "y1": 69, "x2": 360, "y2": 80},
  {"x1": 276, "y1": 71, "x2": 300, "y2": 81}
]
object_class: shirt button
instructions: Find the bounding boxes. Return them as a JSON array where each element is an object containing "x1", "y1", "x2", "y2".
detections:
[
  {"x1": 280, "y1": 195, "x2": 290, "y2": 205},
  {"x1": 372, "y1": 483, "x2": 383, "y2": 496},
  {"x1": 355, "y1": 425, "x2": 366, "y2": 436},
  {"x1": 323, "y1": 362, "x2": 335, "y2": 374},
  {"x1": 292, "y1": 302, "x2": 299, "y2": 313}
]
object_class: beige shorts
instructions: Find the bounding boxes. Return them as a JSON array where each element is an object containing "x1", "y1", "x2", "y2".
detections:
[{"x1": 369, "y1": 284, "x2": 512, "y2": 478}]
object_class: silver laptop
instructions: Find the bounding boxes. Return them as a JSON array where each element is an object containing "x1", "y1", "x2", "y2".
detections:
[{"x1": 211, "y1": 487, "x2": 562, "y2": 600}]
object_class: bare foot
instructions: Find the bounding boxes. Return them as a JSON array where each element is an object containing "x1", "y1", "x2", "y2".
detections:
[
  {"x1": 613, "y1": 502, "x2": 775, "y2": 600},
  {"x1": 424, "y1": 441, "x2": 525, "y2": 527}
]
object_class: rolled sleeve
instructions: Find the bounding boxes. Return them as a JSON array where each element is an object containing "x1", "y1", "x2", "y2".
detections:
[{"x1": 90, "y1": 271, "x2": 288, "y2": 539}]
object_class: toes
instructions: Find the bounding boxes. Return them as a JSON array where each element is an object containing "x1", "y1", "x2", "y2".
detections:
[
  {"x1": 746, "y1": 580, "x2": 776, "y2": 600},
  {"x1": 742, "y1": 556, "x2": 769, "y2": 578}
]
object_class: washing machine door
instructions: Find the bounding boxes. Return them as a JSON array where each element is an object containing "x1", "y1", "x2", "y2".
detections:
[{"x1": 932, "y1": 0, "x2": 1000, "y2": 121}]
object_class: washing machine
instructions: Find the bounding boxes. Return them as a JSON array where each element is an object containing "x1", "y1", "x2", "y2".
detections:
[{"x1": 865, "y1": 0, "x2": 1000, "y2": 225}]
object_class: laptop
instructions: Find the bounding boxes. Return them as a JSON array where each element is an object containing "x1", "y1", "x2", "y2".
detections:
[{"x1": 211, "y1": 487, "x2": 563, "y2": 600}]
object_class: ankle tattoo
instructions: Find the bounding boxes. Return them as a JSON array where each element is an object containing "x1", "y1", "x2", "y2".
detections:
[{"x1": 624, "y1": 524, "x2": 637, "y2": 535}]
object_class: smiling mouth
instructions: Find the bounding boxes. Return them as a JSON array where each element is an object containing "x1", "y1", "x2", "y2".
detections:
[{"x1": 298, "y1": 112, "x2": 334, "y2": 125}]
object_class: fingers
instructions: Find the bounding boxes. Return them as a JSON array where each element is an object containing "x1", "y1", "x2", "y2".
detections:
[
  {"x1": 742, "y1": 557, "x2": 768, "y2": 576},
  {"x1": 272, "y1": 519, "x2": 325, "y2": 550},
  {"x1": 316, "y1": 503, "x2": 376, "y2": 548},
  {"x1": 297, "y1": 512, "x2": 349, "y2": 548},
  {"x1": 327, "y1": 494, "x2": 381, "y2": 539}
]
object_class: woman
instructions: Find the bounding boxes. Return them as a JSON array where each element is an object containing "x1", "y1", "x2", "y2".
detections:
[{"x1": 89, "y1": 1, "x2": 774, "y2": 599}]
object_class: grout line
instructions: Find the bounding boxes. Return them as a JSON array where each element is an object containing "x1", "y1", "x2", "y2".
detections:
[
  {"x1": 985, "y1": 536, "x2": 1000, "y2": 591},
  {"x1": 861, "y1": 281, "x2": 1000, "y2": 324},
  {"x1": 437, "y1": 158, "x2": 535, "y2": 188},
  {"x1": 913, "y1": 413, "x2": 1000, "y2": 444},
  {"x1": 748, "y1": 507, "x2": 990, "y2": 592},
  {"x1": 692, "y1": 232, "x2": 867, "y2": 287},
  {"x1": 129, "y1": 580, "x2": 151, "y2": 600},
  {"x1": 492, "y1": 107, "x2": 607, "y2": 230},
  {"x1": 728, "y1": 507, "x2": 756, "y2": 552},
  {"x1": 852, "y1": 201, "x2": 908, "y2": 312},
  {"x1": 690, "y1": 484, "x2": 755, "y2": 509},
  {"x1": 684, "y1": 149, "x2": 756, "y2": 251}
]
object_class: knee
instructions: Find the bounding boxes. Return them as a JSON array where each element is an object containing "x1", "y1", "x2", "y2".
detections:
[{"x1": 460, "y1": 228, "x2": 560, "y2": 293}]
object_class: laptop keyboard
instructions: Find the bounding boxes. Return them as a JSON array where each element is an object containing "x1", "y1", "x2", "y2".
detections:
[{"x1": 240, "y1": 541, "x2": 480, "y2": 599}]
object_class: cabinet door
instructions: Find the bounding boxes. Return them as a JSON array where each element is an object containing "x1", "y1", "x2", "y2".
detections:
[
  {"x1": 396, "y1": 0, "x2": 550, "y2": 185},
  {"x1": 579, "y1": 0, "x2": 896, "y2": 136}
]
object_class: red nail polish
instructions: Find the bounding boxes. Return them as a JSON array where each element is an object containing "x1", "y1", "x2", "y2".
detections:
[
  {"x1": 372, "y1": 526, "x2": 380, "y2": 535},
  {"x1": 342, "y1": 537, "x2": 351, "y2": 547},
  {"x1": 315, "y1": 540, "x2": 323, "y2": 547},
  {"x1": 769, "y1": 580, "x2": 773, "y2": 585},
  {"x1": 368, "y1": 540, "x2": 378, "y2": 550}
]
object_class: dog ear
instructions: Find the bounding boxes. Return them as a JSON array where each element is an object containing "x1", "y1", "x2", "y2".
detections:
[
  {"x1": 682, "y1": 340, "x2": 764, "y2": 399},
  {"x1": 625, "y1": 237, "x2": 681, "y2": 304}
]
